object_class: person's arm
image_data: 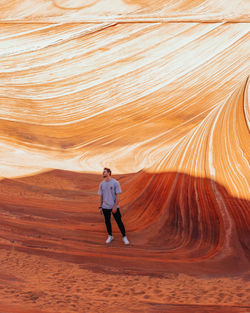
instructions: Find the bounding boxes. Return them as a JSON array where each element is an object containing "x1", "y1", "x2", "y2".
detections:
[
  {"x1": 112, "y1": 181, "x2": 121, "y2": 213},
  {"x1": 112, "y1": 194, "x2": 119, "y2": 213},
  {"x1": 99, "y1": 195, "x2": 103, "y2": 214},
  {"x1": 98, "y1": 183, "x2": 103, "y2": 214}
]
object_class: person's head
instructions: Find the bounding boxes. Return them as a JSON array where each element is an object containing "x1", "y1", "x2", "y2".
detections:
[{"x1": 103, "y1": 168, "x2": 112, "y2": 178}]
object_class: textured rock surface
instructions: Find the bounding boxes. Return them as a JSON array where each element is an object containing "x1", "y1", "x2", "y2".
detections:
[{"x1": 0, "y1": 1, "x2": 249, "y2": 312}]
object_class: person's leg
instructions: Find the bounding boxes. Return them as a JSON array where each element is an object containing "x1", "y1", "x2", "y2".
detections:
[
  {"x1": 112, "y1": 208, "x2": 126, "y2": 237},
  {"x1": 102, "y1": 209, "x2": 112, "y2": 236}
]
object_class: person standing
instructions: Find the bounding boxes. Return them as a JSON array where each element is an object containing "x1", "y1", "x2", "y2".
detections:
[{"x1": 98, "y1": 168, "x2": 129, "y2": 245}]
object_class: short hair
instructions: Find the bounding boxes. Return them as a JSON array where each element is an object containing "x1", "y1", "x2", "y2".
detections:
[{"x1": 104, "y1": 167, "x2": 112, "y2": 175}]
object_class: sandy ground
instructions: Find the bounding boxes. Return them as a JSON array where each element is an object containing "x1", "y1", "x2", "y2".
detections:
[{"x1": 0, "y1": 247, "x2": 249, "y2": 313}]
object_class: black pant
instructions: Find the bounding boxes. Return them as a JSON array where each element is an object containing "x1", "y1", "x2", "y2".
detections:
[{"x1": 102, "y1": 208, "x2": 126, "y2": 237}]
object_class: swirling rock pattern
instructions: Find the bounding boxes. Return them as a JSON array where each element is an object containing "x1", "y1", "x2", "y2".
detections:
[{"x1": 0, "y1": 1, "x2": 249, "y2": 312}]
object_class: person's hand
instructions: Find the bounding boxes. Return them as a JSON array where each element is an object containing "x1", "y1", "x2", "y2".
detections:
[
  {"x1": 112, "y1": 207, "x2": 117, "y2": 214},
  {"x1": 99, "y1": 207, "x2": 103, "y2": 215}
]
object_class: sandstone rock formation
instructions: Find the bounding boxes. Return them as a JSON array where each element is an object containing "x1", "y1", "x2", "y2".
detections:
[{"x1": 0, "y1": 1, "x2": 249, "y2": 312}]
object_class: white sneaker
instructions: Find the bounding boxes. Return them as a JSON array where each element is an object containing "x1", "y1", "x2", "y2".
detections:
[
  {"x1": 122, "y1": 236, "x2": 130, "y2": 245},
  {"x1": 106, "y1": 235, "x2": 114, "y2": 244}
]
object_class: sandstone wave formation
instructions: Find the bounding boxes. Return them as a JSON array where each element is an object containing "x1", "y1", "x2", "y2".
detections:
[{"x1": 0, "y1": 1, "x2": 250, "y2": 312}]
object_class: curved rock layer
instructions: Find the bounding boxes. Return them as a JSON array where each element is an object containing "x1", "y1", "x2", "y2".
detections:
[
  {"x1": 0, "y1": 1, "x2": 249, "y2": 312},
  {"x1": 0, "y1": 0, "x2": 249, "y2": 22}
]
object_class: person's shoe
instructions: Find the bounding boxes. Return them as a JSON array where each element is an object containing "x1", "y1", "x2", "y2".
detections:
[
  {"x1": 122, "y1": 236, "x2": 130, "y2": 245},
  {"x1": 106, "y1": 235, "x2": 114, "y2": 244}
]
